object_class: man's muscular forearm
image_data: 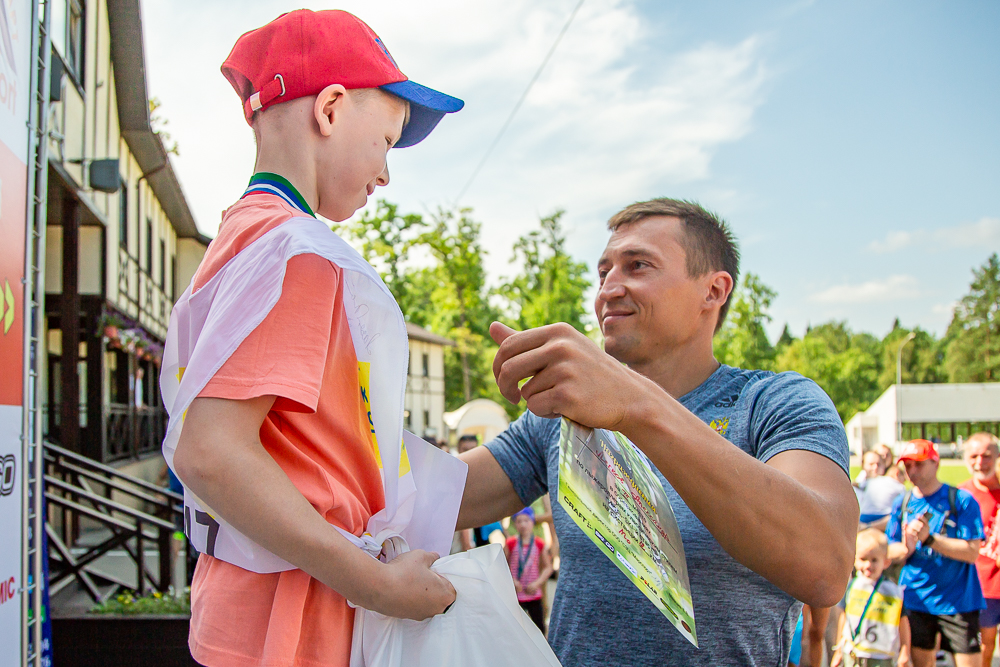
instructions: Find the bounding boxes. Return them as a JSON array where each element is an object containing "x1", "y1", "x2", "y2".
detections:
[{"x1": 620, "y1": 380, "x2": 857, "y2": 607}]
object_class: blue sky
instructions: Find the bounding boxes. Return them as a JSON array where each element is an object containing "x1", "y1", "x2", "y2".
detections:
[{"x1": 143, "y1": 0, "x2": 999, "y2": 340}]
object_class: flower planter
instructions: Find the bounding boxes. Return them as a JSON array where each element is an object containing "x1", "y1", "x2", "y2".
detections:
[{"x1": 53, "y1": 615, "x2": 196, "y2": 667}]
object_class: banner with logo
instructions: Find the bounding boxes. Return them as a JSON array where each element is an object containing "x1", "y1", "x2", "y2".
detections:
[{"x1": 0, "y1": 0, "x2": 32, "y2": 663}]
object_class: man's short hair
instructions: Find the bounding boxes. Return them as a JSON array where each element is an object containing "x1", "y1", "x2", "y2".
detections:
[
  {"x1": 964, "y1": 432, "x2": 1000, "y2": 455},
  {"x1": 607, "y1": 198, "x2": 740, "y2": 331},
  {"x1": 458, "y1": 434, "x2": 478, "y2": 443}
]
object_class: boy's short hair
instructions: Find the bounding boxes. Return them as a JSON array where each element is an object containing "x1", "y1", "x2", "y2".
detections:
[
  {"x1": 606, "y1": 199, "x2": 740, "y2": 331},
  {"x1": 857, "y1": 528, "x2": 889, "y2": 557}
]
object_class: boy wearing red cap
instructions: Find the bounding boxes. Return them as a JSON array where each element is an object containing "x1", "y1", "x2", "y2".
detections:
[
  {"x1": 165, "y1": 10, "x2": 463, "y2": 667},
  {"x1": 887, "y1": 439, "x2": 985, "y2": 667}
]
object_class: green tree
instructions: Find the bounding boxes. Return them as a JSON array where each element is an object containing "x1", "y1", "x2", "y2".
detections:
[
  {"x1": 714, "y1": 273, "x2": 777, "y2": 370},
  {"x1": 776, "y1": 324, "x2": 795, "y2": 351},
  {"x1": 776, "y1": 321, "x2": 883, "y2": 422},
  {"x1": 878, "y1": 323, "x2": 945, "y2": 390},
  {"x1": 419, "y1": 208, "x2": 500, "y2": 408},
  {"x1": 944, "y1": 253, "x2": 1000, "y2": 382},
  {"x1": 334, "y1": 199, "x2": 426, "y2": 313},
  {"x1": 499, "y1": 210, "x2": 591, "y2": 332}
]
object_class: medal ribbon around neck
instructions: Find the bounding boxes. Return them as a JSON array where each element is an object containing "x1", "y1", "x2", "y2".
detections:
[{"x1": 242, "y1": 172, "x2": 315, "y2": 217}]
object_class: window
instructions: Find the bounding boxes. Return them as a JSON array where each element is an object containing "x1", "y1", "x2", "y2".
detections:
[
  {"x1": 118, "y1": 180, "x2": 128, "y2": 248},
  {"x1": 159, "y1": 240, "x2": 165, "y2": 288},
  {"x1": 423, "y1": 410, "x2": 430, "y2": 430},
  {"x1": 51, "y1": 0, "x2": 85, "y2": 81},
  {"x1": 171, "y1": 255, "x2": 177, "y2": 300},
  {"x1": 145, "y1": 219, "x2": 153, "y2": 273},
  {"x1": 422, "y1": 353, "x2": 429, "y2": 377}
]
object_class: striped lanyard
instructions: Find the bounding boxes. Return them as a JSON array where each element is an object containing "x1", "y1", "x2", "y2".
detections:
[
  {"x1": 242, "y1": 172, "x2": 315, "y2": 218},
  {"x1": 517, "y1": 537, "x2": 535, "y2": 581}
]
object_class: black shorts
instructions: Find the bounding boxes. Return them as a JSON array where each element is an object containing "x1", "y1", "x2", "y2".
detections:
[{"x1": 905, "y1": 608, "x2": 981, "y2": 654}]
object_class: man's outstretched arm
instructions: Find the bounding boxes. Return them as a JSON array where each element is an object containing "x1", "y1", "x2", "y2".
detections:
[
  {"x1": 490, "y1": 322, "x2": 858, "y2": 607},
  {"x1": 456, "y1": 445, "x2": 525, "y2": 531}
]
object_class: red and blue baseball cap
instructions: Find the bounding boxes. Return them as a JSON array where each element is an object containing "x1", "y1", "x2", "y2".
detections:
[{"x1": 221, "y1": 10, "x2": 464, "y2": 148}]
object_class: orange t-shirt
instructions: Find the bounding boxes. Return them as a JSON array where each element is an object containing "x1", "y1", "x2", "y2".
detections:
[{"x1": 187, "y1": 194, "x2": 385, "y2": 667}]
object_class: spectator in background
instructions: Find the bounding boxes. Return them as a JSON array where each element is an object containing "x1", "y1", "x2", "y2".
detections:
[
  {"x1": 856, "y1": 450, "x2": 884, "y2": 490},
  {"x1": 458, "y1": 434, "x2": 506, "y2": 550},
  {"x1": 504, "y1": 507, "x2": 553, "y2": 632},
  {"x1": 886, "y1": 461, "x2": 907, "y2": 485},
  {"x1": 859, "y1": 454, "x2": 906, "y2": 533},
  {"x1": 876, "y1": 443, "x2": 894, "y2": 474},
  {"x1": 887, "y1": 439, "x2": 985, "y2": 667},
  {"x1": 960, "y1": 432, "x2": 1000, "y2": 667},
  {"x1": 457, "y1": 434, "x2": 479, "y2": 455}
]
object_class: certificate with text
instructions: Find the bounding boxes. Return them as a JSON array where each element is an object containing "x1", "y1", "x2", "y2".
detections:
[{"x1": 558, "y1": 418, "x2": 697, "y2": 646}]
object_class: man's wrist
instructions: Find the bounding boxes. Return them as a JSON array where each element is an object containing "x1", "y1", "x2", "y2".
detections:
[
  {"x1": 923, "y1": 534, "x2": 935, "y2": 548},
  {"x1": 620, "y1": 373, "x2": 679, "y2": 441}
]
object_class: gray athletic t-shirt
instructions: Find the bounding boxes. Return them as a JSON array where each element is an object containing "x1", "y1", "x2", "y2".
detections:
[{"x1": 486, "y1": 364, "x2": 849, "y2": 666}]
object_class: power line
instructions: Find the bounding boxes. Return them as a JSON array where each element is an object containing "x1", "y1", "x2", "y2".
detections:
[{"x1": 454, "y1": 0, "x2": 585, "y2": 204}]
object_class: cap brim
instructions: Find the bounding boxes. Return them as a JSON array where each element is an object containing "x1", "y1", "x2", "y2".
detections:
[{"x1": 381, "y1": 80, "x2": 464, "y2": 148}]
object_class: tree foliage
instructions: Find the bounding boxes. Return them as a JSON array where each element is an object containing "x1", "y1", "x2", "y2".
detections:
[
  {"x1": 499, "y1": 210, "x2": 591, "y2": 333},
  {"x1": 944, "y1": 253, "x2": 1000, "y2": 382},
  {"x1": 334, "y1": 200, "x2": 426, "y2": 312},
  {"x1": 776, "y1": 322, "x2": 883, "y2": 422},
  {"x1": 714, "y1": 273, "x2": 777, "y2": 371},
  {"x1": 339, "y1": 202, "x2": 997, "y2": 425}
]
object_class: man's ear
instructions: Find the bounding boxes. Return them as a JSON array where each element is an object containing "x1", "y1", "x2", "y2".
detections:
[
  {"x1": 705, "y1": 271, "x2": 734, "y2": 311},
  {"x1": 313, "y1": 84, "x2": 349, "y2": 137}
]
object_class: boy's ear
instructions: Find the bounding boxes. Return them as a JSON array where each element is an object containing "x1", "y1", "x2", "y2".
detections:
[{"x1": 313, "y1": 84, "x2": 349, "y2": 137}]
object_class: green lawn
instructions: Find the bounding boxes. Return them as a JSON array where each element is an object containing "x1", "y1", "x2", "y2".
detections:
[{"x1": 849, "y1": 460, "x2": 972, "y2": 488}]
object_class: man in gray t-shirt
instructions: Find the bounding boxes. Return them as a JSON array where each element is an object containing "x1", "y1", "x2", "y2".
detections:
[{"x1": 456, "y1": 199, "x2": 857, "y2": 666}]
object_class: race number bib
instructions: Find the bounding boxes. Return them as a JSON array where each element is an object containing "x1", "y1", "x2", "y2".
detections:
[{"x1": 843, "y1": 579, "x2": 903, "y2": 658}]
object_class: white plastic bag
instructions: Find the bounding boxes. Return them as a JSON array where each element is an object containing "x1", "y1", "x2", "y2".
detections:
[{"x1": 350, "y1": 544, "x2": 562, "y2": 667}]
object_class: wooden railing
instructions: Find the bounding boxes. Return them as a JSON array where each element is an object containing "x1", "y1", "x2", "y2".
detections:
[
  {"x1": 44, "y1": 442, "x2": 186, "y2": 603},
  {"x1": 104, "y1": 403, "x2": 166, "y2": 463}
]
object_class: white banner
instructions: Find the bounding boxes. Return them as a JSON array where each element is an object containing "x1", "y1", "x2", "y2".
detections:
[{"x1": 0, "y1": 406, "x2": 23, "y2": 667}]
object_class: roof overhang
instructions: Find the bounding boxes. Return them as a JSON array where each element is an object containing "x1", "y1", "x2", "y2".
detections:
[{"x1": 107, "y1": 0, "x2": 212, "y2": 247}]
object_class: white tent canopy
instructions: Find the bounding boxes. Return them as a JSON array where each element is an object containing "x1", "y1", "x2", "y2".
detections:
[{"x1": 443, "y1": 399, "x2": 510, "y2": 445}]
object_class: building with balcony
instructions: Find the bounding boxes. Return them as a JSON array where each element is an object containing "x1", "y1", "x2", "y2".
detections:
[{"x1": 42, "y1": 0, "x2": 209, "y2": 467}]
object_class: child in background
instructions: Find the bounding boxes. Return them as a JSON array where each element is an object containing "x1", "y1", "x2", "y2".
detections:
[
  {"x1": 505, "y1": 507, "x2": 554, "y2": 632},
  {"x1": 832, "y1": 529, "x2": 911, "y2": 667}
]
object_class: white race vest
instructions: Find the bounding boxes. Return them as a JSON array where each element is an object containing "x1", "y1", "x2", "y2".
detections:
[{"x1": 160, "y1": 217, "x2": 467, "y2": 573}]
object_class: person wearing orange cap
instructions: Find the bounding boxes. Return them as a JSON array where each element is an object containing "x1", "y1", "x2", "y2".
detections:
[
  {"x1": 165, "y1": 10, "x2": 464, "y2": 667},
  {"x1": 887, "y1": 439, "x2": 985, "y2": 667}
]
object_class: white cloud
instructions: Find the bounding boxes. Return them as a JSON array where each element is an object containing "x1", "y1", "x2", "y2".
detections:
[
  {"x1": 931, "y1": 302, "x2": 957, "y2": 317},
  {"x1": 811, "y1": 275, "x2": 922, "y2": 304},
  {"x1": 867, "y1": 217, "x2": 1000, "y2": 254},
  {"x1": 867, "y1": 230, "x2": 922, "y2": 254},
  {"x1": 141, "y1": 0, "x2": 769, "y2": 276}
]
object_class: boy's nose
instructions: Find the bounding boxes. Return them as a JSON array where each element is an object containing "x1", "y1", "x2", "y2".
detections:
[{"x1": 376, "y1": 164, "x2": 390, "y2": 187}]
